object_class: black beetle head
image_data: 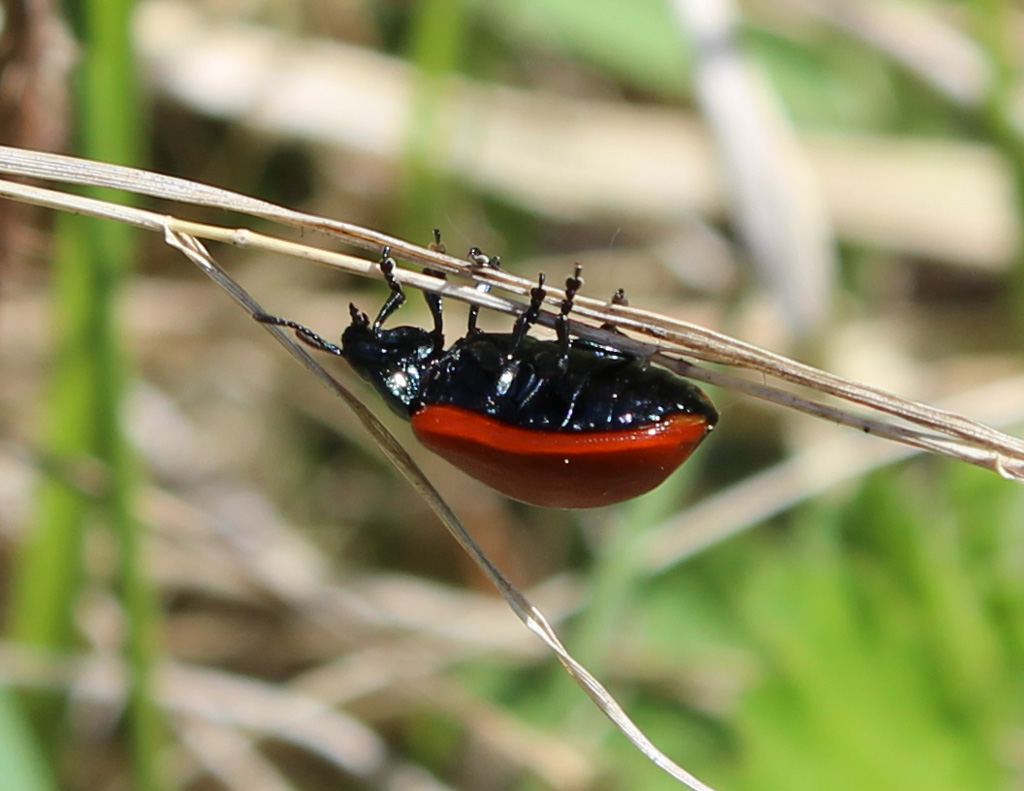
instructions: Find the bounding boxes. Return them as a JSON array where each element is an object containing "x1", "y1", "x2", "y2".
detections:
[{"x1": 341, "y1": 308, "x2": 442, "y2": 418}]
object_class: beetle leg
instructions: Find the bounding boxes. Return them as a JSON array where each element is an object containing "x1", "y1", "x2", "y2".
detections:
[
  {"x1": 428, "y1": 228, "x2": 446, "y2": 255},
  {"x1": 253, "y1": 313, "x2": 344, "y2": 356},
  {"x1": 421, "y1": 285, "x2": 444, "y2": 338},
  {"x1": 600, "y1": 288, "x2": 629, "y2": 333},
  {"x1": 555, "y1": 264, "x2": 584, "y2": 365},
  {"x1": 466, "y1": 245, "x2": 502, "y2": 334},
  {"x1": 348, "y1": 303, "x2": 370, "y2": 328},
  {"x1": 509, "y1": 272, "x2": 546, "y2": 354},
  {"x1": 372, "y1": 246, "x2": 407, "y2": 330},
  {"x1": 422, "y1": 229, "x2": 447, "y2": 340}
]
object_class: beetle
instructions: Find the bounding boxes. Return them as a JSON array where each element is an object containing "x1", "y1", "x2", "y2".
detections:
[{"x1": 255, "y1": 237, "x2": 717, "y2": 508}]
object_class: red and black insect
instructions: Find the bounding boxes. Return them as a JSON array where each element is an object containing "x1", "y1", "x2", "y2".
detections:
[{"x1": 256, "y1": 238, "x2": 717, "y2": 508}]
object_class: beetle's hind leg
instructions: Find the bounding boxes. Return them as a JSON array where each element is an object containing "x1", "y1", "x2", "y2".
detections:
[{"x1": 253, "y1": 313, "x2": 344, "y2": 356}]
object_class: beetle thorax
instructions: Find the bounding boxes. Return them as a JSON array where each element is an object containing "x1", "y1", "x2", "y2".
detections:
[{"x1": 341, "y1": 323, "x2": 442, "y2": 417}]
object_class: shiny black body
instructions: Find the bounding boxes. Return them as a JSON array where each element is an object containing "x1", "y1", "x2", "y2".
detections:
[
  {"x1": 342, "y1": 319, "x2": 718, "y2": 432},
  {"x1": 257, "y1": 239, "x2": 718, "y2": 434}
]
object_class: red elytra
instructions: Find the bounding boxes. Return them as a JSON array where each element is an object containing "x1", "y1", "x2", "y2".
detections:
[{"x1": 412, "y1": 404, "x2": 714, "y2": 509}]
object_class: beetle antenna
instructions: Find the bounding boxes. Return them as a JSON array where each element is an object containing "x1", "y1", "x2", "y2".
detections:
[
  {"x1": 253, "y1": 312, "x2": 344, "y2": 356},
  {"x1": 466, "y1": 245, "x2": 502, "y2": 334},
  {"x1": 555, "y1": 264, "x2": 583, "y2": 362},
  {"x1": 372, "y1": 246, "x2": 406, "y2": 330},
  {"x1": 509, "y1": 272, "x2": 546, "y2": 354}
]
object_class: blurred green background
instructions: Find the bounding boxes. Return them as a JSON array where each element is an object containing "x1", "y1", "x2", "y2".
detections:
[{"x1": 1, "y1": 0, "x2": 1024, "y2": 790}]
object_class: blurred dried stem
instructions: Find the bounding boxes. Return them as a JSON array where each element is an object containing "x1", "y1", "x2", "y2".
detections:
[
  {"x1": 672, "y1": 0, "x2": 836, "y2": 331},
  {"x1": 1, "y1": 146, "x2": 1022, "y2": 482}
]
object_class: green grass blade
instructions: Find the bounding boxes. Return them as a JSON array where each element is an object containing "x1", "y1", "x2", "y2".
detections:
[{"x1": 7, "y1": 0, "x2": 163, "y2": 788}]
